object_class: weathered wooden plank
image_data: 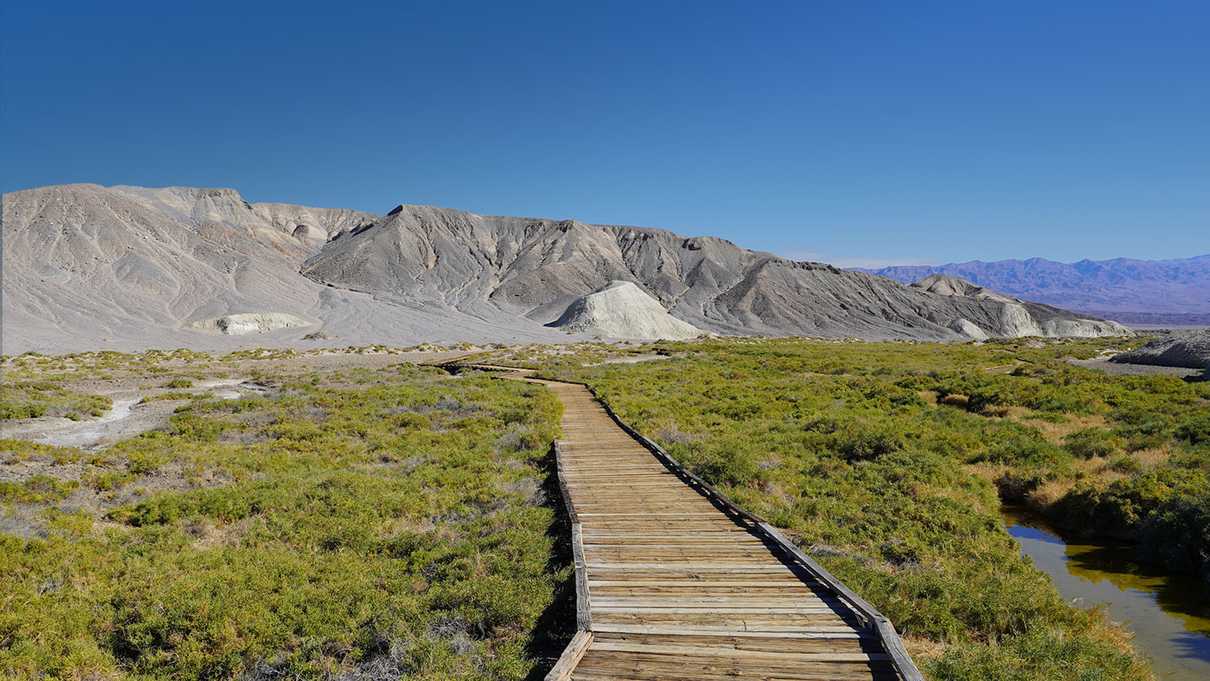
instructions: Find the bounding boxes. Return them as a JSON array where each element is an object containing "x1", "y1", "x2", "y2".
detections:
[
  {"x1": 591, "y1": 623, "x2": 870, "y2": 638},
  {"x1": 572, "y1": 523, "x2": 591, "y2": 631},
  {"x1": 588, "y1": 580, "x2": 811, "y2": 588},
  {"x1": 588, "y1": 641, "x2": 889, "y2": 662},
  {"x1": 553, "y1": 441, "x2": 578, "y2": 524},
  {"x1": 584, "y1": 562, "x2": 796, "y2": 572},
  {"x1": 544, "y1": 630, "x2": 592, "y2": 681},
  {"x1": 593, "y1": 607, "x2": 840, "y2": 615}
]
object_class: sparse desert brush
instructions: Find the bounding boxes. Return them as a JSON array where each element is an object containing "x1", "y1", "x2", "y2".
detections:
[{"x1": 0, "y1": 381, "x2": 111, "y2": 420}]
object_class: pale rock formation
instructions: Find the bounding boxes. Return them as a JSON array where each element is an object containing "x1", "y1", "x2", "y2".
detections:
[
  {"x1": 549, "y1": 281, "x2": 705, "y2": 340},
  {"x1": 188, "y1": 313, "x2": 311, "y2": 336},
  {"x1": 948, "y1": 318, "x2": 991, "y2": 341}
]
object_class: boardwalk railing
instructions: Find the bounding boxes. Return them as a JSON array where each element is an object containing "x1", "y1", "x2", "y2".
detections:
[
  {"x1": 448, "y1": 362, "x2": 925, "y2": 681},
  {"x1": 545, "y1": 441, "x2": 593, "y2": 681}
]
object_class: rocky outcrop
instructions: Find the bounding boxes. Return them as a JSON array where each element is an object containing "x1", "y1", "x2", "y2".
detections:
[
  {"x1": 914, "y1": 274, "x2": 1014, "y2": 303},
  {"x1": 188, "y1": 313, "x2": 311, "y2": 335},
  {"x1": 549, "y1": 281, "x2": 705, "y2": 340},
  {"x1": 1112, "y1": 330, "x2": 1210, "y2": 370},
  {"x1": 948, "y1": 318, "x2": 991, "y2": 341},
  {"x1": 1, "y1": 185, "x2": 573, "y2": 353}
]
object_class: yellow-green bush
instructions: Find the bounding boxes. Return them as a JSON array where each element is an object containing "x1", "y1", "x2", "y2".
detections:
[
  {"x1": 0, "y1": 361, "x2": 566, "y2": 680},
  {"x1": 536, "y1": 337, "x2": 1187, "y2": 680}
]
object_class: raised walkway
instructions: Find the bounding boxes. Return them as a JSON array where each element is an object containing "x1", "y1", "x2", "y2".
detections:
[{"x1": 459, "y1": 365, "x2": 922, "y2": 681}]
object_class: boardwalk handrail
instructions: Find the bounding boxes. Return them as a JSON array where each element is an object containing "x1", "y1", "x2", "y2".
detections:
[
  {"x1": 454, "y1": 362, "x2": 924, "y2": 681},
  {"x1": 546, "y1": 441, "x2": 592, "y2": 681},
  {"x1": 558, "y1": 441, "x2": 593, "y2": 633}
]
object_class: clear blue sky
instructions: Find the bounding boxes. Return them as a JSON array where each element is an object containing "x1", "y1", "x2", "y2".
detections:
[{"x1": 3, "y1": 1, "x2": 1207, "y2": 266}]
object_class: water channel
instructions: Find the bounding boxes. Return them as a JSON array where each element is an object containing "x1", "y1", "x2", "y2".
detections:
[{"x1": 1003, "y1": 508, "x2": 1210, "y2": 680}]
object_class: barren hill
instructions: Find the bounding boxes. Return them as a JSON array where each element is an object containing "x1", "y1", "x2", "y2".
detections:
[
  {"x1": 1, "y1": 185, "x2": 581, "y2": 353},
  {"x1": 2, "y1": 184, "x2": 1130, "y2": 353},
  {"x1": 548, "y1": 280, "x2": 705, "y2": 340},
  {"x1": 301, "y1": 203, "x2": 1128, "y2": 341}
]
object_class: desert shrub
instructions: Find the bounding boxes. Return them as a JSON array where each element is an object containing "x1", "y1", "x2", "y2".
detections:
[
  {"x1": 692, "y1": 447, "x2": 764, "y2": 486},
  {"x1": 995, "y1": 470, "x2": 1049, "y2": 503},
  {"x1": 0, "y1": 381, "x2": 110, "y2": 420},
  {"x1": 972, "y1": 424, "x2": 1069, "y2": 469},
  {"x1": 1053, "y1": 467, "x2": 1209, "y2": 539},
  {"x1": 1063, "y1": 427, "x2": 1122, "y2": 459},
  {"x1": 0, "y1": 475, "x2": 79, "y2": 503},
  {"x1": 967, "y1": 385, "x2": 1012, "y2": 415},
  {"x1": 831, "y1": 419, "x2": 905, "y2": 461},
  {"x1": 1107, "y1": 454, "x2": 1144, "y2": 474},
  {"x1": 0, "y1": 359, "x2": 566, "y2": 680},
  {"x1": 928, "y1": 622, "x2": 1146, "y2": 680},
  {"x1": 1175, "y1": 412, "x2": 1210, "y2": 447},
  {"x1": 1138, "y1": 491, "x2": 1210, "y2": 579},
  {"x1": 940, "y1": 393, "x2": 970, "y2": 408}
]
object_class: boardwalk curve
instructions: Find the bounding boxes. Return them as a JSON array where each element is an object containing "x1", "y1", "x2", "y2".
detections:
[{"x1": 458, "y1": 365, "x2": 923, "y2": 681}]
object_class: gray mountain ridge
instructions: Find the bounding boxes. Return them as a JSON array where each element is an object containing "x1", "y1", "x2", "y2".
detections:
[{"x1": 2, "y1": 184, "x2": 1129, "y2": 354}]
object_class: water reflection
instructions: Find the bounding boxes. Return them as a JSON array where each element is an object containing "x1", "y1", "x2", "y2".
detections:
[{"x1": 1003, "y1": 508, "x2": 1210, "y2": 680}]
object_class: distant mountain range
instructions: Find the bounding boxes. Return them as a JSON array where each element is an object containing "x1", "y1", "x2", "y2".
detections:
[{"x1": 864, "y1": 256, "x2": 1210, "y2": 326}]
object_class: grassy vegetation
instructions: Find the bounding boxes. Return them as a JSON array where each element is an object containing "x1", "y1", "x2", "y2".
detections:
[
  {"x1": 0, "y1": 381, "x2": 112, "y2": 421},
  {"x1": 507, "y1": 336, "x2": 1210, "y2": 680},
  {"x1": 5, "y1": 338, "x2": 1205, "y2": 680},
  {"x1": 0, "y1": 358, "x2": 567, "y2": 680}
]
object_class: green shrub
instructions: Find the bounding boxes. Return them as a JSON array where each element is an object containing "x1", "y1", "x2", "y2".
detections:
[
  {"x1": 1175, "y1": 412, "x2": 1210, "y2": 446},
  {"x1": 0, "y1": 382, "x2": 110, "y2": 420},
  {"x1": 1063, "y1": 427, "x2": 1122, "y2": 459},
  {"x1": 1139, "y1": 492, "x2": 1210, "y2": 579},
  {"x1": 0, "y1": 359, "x2": 566, "y2": 680},
  {"x1": 832, "y1": 420, "x2": 905, "y2": 461},
  {"x1": 1107, "y1": 454, "x2": 1144, "y2": 475},
  {"x1": 973, "y1": 424, "x2": 1069, "y2": 469}
]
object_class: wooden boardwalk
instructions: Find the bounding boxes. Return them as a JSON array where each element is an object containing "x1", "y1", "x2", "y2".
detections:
[{"x1": 469, "y1": 366, "x2": 921, "y2": 681}]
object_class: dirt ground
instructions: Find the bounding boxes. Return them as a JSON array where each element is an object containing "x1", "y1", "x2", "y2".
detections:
[
  {"x1": 1, "y1": 350, "x2": 472, "y2": 450},
  {"x1": 1068, "y1": 356, "x2": 1206, "y2": 379}
]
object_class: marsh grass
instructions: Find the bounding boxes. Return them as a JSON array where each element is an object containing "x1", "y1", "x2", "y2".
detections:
[{"x1": 0, "y1": 358, "x2": 567, "y2": 680}]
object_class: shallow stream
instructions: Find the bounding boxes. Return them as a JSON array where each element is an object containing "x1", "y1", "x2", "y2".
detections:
[{"x1": 1003, "y1": 508, "x2": 1210, "y2": 680}]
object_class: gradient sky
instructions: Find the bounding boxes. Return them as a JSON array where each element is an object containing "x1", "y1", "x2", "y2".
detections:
[{"x1": 3, "y1": 1, "x2": 1207, "y2": 266}]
